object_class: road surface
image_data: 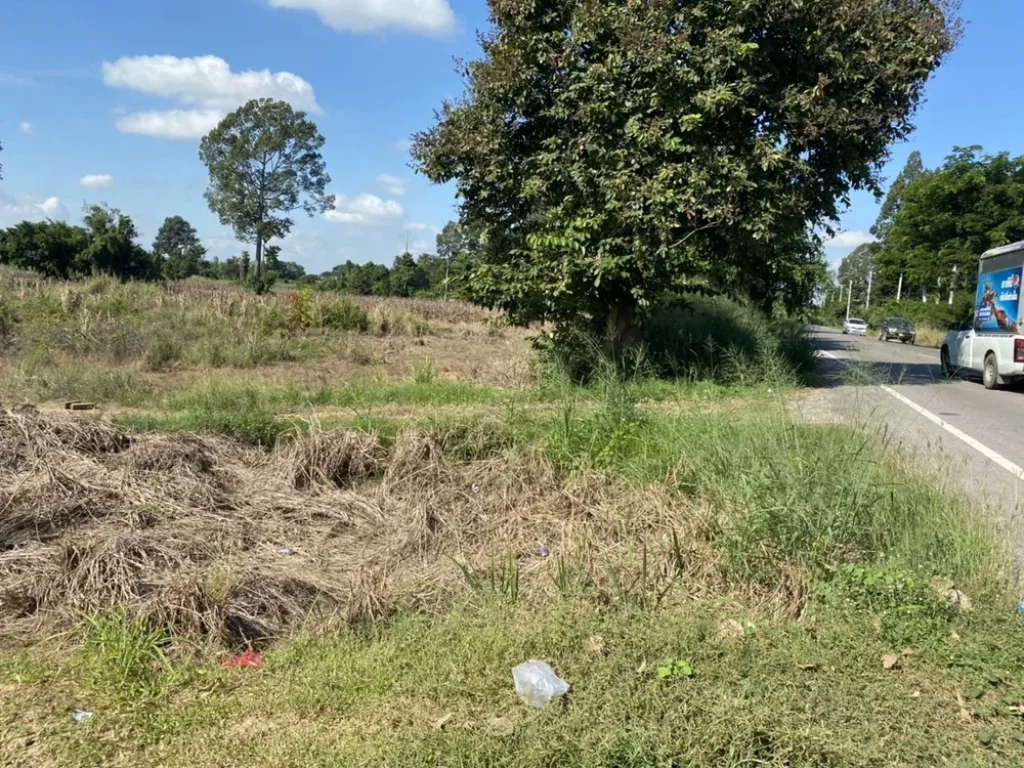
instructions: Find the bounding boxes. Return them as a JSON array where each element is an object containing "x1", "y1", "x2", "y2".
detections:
[{"x1": 800, "y1": 327, "x2": 1024, "y2": 562}]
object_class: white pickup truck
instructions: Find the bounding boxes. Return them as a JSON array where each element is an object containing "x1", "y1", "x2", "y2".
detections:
[{"x1": 942, "y1": 241, "x2": 1024, "y2": 389}]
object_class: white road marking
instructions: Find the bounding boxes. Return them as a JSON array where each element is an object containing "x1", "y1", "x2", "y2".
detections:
[{"x1": 819, "y1": 348, "x2": 1024, "y2": 482}]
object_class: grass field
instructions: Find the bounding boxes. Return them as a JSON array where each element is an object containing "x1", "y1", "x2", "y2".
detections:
[{"x1": 2, "y1": 272, "x2": 1023, "y2": 766}]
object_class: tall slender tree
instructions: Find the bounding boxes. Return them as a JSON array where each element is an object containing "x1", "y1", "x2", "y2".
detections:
[
  {"x1": 199, "y1": 99, "x2": 333, "y2": 289},
  {"x1": 871, "y1": 151, "x2": 926, "y2": 240}
]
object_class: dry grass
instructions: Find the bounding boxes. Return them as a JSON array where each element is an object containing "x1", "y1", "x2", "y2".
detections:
[
  {"x1": 0, "y1": 272, "x2": 536, "y2": 406},
  {"x1": 288, "y1": 426, "x2": 385, "y2": 489},
  {"x1": 0, "y1": 408, "x2": 725, "y2": 650},
  {"x1": 915, "y1": 326, "x2": 946, "y2": 348}
]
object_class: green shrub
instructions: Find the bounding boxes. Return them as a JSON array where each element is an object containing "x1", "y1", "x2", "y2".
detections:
[
  {"x1": 245, "y1": 271, "x2": 277, "y2": 295},
  {"x1": 144, "y1": 335, "x2": 183, "y2": 371},
  {"x1": 84, "y1": 613, "x2": 172, "y2": 701},
  {"x1": 413, "y1": 359, "x2": 436, "y2": 385},
  {"x1": 642, "y1": 296, "x2": 815, "y2": 386},
  {"x1": 321, "y1": 298, "x2": 370, "y2": 332},
  {"x1": 0, "y1": 295, "x2": 17, "y2": 348},
  {"x1": 286, "y1": 288, "x2": 316, "y2": 331},
  {"x1": 537, "y1": 296, "x2": 813, "y2": 388}
]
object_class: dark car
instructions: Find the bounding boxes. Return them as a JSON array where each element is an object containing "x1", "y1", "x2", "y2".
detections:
[{"x1": 878, "y1": 316, "x2": 916, "y2": 344}]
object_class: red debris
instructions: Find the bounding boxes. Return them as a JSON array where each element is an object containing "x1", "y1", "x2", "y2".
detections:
[{"x1": 221, "y1": 650, "x2": 263, "y2": 668}]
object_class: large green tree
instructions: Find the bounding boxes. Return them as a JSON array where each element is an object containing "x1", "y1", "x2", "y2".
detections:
[
  {"x1": 871, "y1": 151, "x2": 925, "y2": 241},
  {"x1": 390, "y1": 252, "x2": 428, "y2": 297},
  {"x1": 880, "y1": 147, "x2": 1024, "y2": 296},
  {"x1": 82, "y1": 204, "x2": 158, "y2": 280},
  {"x1": 413, "y1": 0, "x2": 961, "y2": 343},
  {"x1": 153, "y1": 215, "x2": 207, "y2": 280},
  {"x1": 0, "y1": 220, "x2": 89, "y2": 278},
  {"x1": 199, "y1": 99, "x2": 333, "y2": 286}
]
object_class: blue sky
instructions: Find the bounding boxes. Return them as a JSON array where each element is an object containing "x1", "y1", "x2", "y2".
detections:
[{"x1": 1, "y1": 0, "x2": 1021, "y2": 273}]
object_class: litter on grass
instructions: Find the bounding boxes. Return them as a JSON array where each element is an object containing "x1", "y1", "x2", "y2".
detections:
[
  {"x1": 222, "y1": 650, "x2": 264, "y2": 668},
  {"x1": 512, "y1": 660, "x2": 569, "y2": 708}
]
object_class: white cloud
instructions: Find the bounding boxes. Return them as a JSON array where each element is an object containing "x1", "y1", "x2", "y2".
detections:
[
  {"x1": 115, "y1": 109, "x2": 224, "y2": 141},
  {"x1": 404, "y1": 221, "x2": 438, "y2": 234},
  {"x1": 407, "y1": 239, "x2": 432, "y2": 253},
  {"x1": 825, "y1": 231, "x2": 876, "y2": 249},
  {"x1": 391, "y1": 138, "x2": 413, "y2": 153},
  {"x1": 324, "y1": 193, "x2": 404, "y2": 224},
  {"x1": 0, "y1": 191, "x2": 68, "y2": 228},
  {"x1": 376, "y1": 174, "x2": 407, "y2": 196},
  {"x1": 80, "y1": 174, "x2": 114, "y2": 188},
  {"x1": 102, "y1": 55, "x2": 321, "y2": 140},
  {"x1": 267, "y1": 0, "x2": 455, "y2": 36},
  {"x1": 39, "y1": 197, "x2": 65, "y2": 218},
  {"x1": 18, "y1": 121, "x2": 32, "y2": 134}
]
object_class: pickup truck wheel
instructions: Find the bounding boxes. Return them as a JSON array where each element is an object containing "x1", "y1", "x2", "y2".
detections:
[
  {"x1": 983, "y1": 353, "x2": 999, "y2": 390},
  {"x1": 941, "y1": 346, "x2": 955, "y2": 379}
]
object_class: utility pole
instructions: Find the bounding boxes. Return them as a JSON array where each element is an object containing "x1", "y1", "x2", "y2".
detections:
[
  {"x1": 846, "y1": 280, "x2": 853, "y2": 322},
  {"x1": 897, "y1": 273, "x2": 903, "y2": 303},
  {"x1": 866, "y1": 270, "x2": 873, "y2": 308},
  {"x1": 949, "y1": 264, "x2": 958, "y2": 306}
]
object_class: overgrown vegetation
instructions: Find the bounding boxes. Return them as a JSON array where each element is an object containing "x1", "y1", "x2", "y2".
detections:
[
  {"x1": 3, "y1": 268, "x2": 1022, "y2": 765},
  {"x1": 0, "y1": 365, "x2": 1019, "y2": 765}
]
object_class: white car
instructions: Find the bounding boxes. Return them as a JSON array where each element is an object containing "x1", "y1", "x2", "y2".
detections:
[
  {"x1": 843, "y1": 318, "x2": 868, "y2": 336},
  {"x1": 941, "y1": 316, "x2": 1024, "y2": 389}
]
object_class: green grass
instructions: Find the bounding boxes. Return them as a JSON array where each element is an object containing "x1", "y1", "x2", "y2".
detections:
[
  {"x1": 0, "y1": 361, "x2": 154, "y2": 406},
  {"x1": 115, "y1": 409, "x2": 289, "y2": 448},
  {"x1": 5, "y1": 598, "x2": 1024, "y2": 767}
]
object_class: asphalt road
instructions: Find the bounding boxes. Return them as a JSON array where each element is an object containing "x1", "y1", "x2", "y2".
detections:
[{"x1": 802, "y1": 327, "x2": 1024, "y2": 562}]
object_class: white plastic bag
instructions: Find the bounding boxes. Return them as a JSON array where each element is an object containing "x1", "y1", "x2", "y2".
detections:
[{"x1": 512, "y1": 660, "x2": 569, "y2": 708}]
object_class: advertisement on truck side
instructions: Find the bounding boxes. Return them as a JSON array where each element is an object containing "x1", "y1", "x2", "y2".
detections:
[{"x1": 975, "y1": 265, "x2": 1024, "y2": 334}]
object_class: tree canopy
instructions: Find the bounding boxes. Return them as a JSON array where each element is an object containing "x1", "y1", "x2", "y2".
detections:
[
  {"x1": 878, "y1": 147, "x2": 1024, "y2": 295},
  {"x1": 837, "y1": 243, "x2": 882, "y2": 303},
  {"x1": 0, "y1": 220, "x2": 89, "y2": 278},
  {"x1": 871, "y1": 151, "x2": 924, "y2": 241},
  {"x1": 153, "y1": 215, "x2": 207, "y2": 281},
  {"x1": 199, "y1": 99, "x2": 333, "y2": 284},
  {"x1": 413, "y1": 0, "x2": 962, "y2": 339},
  {"x1": 0, "y1": 206, "x2": 156, "y2": 280}
]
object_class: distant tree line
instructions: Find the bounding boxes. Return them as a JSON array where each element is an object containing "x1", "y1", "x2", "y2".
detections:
[{"x1": 0, "y1": 207, "x2": 484, "y2": 300}]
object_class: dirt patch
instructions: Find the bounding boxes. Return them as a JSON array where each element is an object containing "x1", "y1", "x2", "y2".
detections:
[{"x1": 0, "y1": 410, "x2": 719, "y2": 649}]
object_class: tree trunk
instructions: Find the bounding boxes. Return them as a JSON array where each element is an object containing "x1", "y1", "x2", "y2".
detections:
[
  {"x1": 254, "y1": 231, "x2": 264, "y2": 281},
  {"x1": 606, "y1": 301, "x2": 640, "y2": 355}
]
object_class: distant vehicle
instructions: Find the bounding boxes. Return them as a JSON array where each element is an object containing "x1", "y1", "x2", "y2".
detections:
[
  {"x1": 878, "y1": 316, "x2": 916, "y2": 344},
  {"x1": 942, "y1": 240, "x2": 1024, "y2": 389},
  {"x1": 843, "y1": 318, "x2": 868, "y2": 336}
]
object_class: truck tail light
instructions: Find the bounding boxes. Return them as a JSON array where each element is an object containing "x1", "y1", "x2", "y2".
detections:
[{"x1": 1015, "y1": 338, "x2": 1024, "y2": 364}]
